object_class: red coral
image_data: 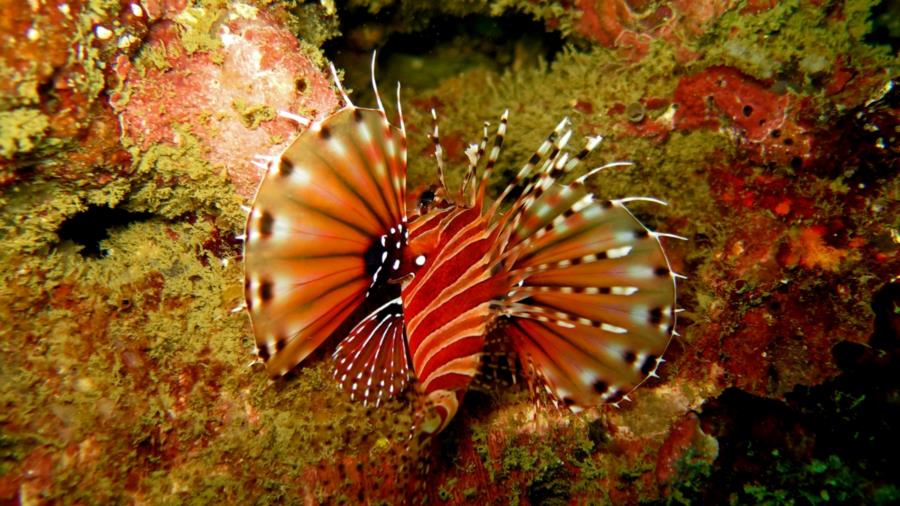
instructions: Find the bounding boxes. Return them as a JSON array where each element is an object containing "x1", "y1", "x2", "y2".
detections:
[
  {"x1": 777, "y1": 225, "x2": 855, "y2": 271},
  {"x1": 674, "y1": 67, "x2": 815, "y2": 167},
  {"x1": 675, "y1": 67, "x2": 787, "y2": 142},
  {"x1": 709, "y1": 164, "x2": 819, "y2": 220},
  {"x1": 572, "y1": 0, "x2": 730, "y2": 62}
]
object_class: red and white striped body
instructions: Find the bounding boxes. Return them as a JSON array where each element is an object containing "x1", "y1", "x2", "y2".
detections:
[{"x1": 403, "y1": 206, "x2": 501, "y2": 433}]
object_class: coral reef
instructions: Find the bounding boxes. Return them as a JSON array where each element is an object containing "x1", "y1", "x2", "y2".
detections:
[{"x1": 1, "y1": 0, "x2": 897, "y2": 504}]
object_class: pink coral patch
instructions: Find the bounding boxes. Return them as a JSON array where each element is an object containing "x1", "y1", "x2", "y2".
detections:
[{"x1": 115, "y1": 9, "x2": 339, "y2": 197}]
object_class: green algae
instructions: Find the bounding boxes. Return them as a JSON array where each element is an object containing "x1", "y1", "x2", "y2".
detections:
[
  {"x1": 456, "y1": 408, "x2": 644, "y2": 503},
  {"x1": 232, "y1": 99, "x2": 278, "y2": 129},
  {"x1": 125, "y1": 125, "x2": 244, "y2": 224},
  {"x1": 0, "y1": 64, "x2": 36, "y2": 110},
  {"x1": 5, "y1": 71, "x2": 41, "y2": 108},
  {"x1": 0, "y1": 109, "x2": 50, "y2": 159},
  {"x1": 268, "y1": 0, "x2": 342, "y2": 48},
  {"x1": 0, "y1": 193, "x2": 360, "y2": 502},
  {"x1": 399, "y1": 43, "x2": 723, "y2": 236},
  {"x1": 699, "y1": 0, "x2": 892, "y2": 82},
  {"x1": 134, "y1": 43, "x2": 175, "y2": 74},
  {"x1": 173, "y1": 3, "x2": 227, "y2": 55},
  {"x1": 0, "y1": 182, "x2": 86, "y2": 255},
  {"x1": 739, "y1": 452, "x2": 900, "y2": 505},
  {"x1": 0, "y1": 431, "x2": 34, "y2": 476}
]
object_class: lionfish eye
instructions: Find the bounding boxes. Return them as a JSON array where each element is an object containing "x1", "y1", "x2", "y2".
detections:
[{"x1": 417, "y1": 187, "x2": 436, "y2": 213}]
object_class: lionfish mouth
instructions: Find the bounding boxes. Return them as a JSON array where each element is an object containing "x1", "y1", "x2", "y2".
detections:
[{"x1": 240, "y1": 52, "x2": 684, "y2": 435}]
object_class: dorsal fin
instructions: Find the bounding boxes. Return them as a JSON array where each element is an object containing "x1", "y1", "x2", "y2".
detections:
[
  {"x1": 474, "y1": 110, "x2": 508, "y2": 208},
  {"x1": 475, "y1": 116, "x2": 679, "y2": 411},
  {"x1": 495, "y1": 181, "x2": 678, "y2": 409}
]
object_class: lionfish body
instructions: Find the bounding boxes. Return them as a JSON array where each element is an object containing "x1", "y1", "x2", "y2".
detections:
[{"x1": 243, "y1": 60, "x2": 680, "y2": 436}]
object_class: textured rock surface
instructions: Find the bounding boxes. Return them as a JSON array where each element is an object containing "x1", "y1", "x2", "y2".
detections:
[{"x1": 114, "y1": 4, "x2": 339, "y2": 197}]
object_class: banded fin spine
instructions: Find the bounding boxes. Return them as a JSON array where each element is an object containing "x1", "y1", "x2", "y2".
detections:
[
  {"x1": 484, "y1": 118, "x2": 678, "y2": 410},
  {"x1": 461, "y1": 121, "x2": 489, "y2": 207},
  {"x1": 474, "y1": 110, "x2": 508, "y2": 208},
  {"x1": 333, "y1": 293, "x2": 412, "y2": 407}
]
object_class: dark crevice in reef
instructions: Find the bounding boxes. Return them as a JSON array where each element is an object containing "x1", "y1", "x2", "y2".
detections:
[
  {"x1": 374, "y1": 12, "x2": 564, "y2": 64},
  {"x1": 686, "y1": 279, "x2": 900, "y2": 505},
  {"x1": 870, "y1": 278, "x2": 900, "y2": 351},
  {"x1": 324, "y1": 4, "x2": 565, "y2": 100},
  {"x1": 809, "y1": 79, "x2": 898, "y2": 186},
  {"x1": 57, "y1": 205, "x2": 154, "y2": 258},
  {"x1": 865, "y1": 0, "x2": 900, "y2": 52}
]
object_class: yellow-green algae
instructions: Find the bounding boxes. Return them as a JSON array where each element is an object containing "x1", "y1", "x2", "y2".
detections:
[
  {"x1": 399, "y1": 43, "x2": 726, "y2": 237},
  {"x1": 124, "y1": 125, "x2": 246, "y2": 219},
  {"x1": 232, "y1": 100, "x2": 278, "y2": 130},
  {"x1": 133, "y1": 43, "x2": 177, "y2": 75},
  {"x1": 263, "y1": 0, "x2": 342, "y2": 49},
  {"x1": 0, "y1": 124, "x2": 414, "y2": 501},
  {"x1": 1, "y1": 0, "x2": 898, "y2": 502},
  {"x1": 173, "y1": 3, "x2": 227, "y2": 55},
  {"x1": 0, "y1": 109, "x2": 50, "y2": 159},
  {"x1": 700, "y1": 0, "x2": 892, "y2": 82}
]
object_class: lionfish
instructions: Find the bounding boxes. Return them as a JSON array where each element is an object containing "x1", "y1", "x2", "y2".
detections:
[{"x1": 242, "y1": 56, "x2": 682, "y2": 437}]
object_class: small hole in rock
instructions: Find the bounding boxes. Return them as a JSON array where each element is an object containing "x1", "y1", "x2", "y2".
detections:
[
  {"x1": 742, "y1": 105, "x2": 753, "y2": 117},
  {"x1": 57, "y1": 205, "x2": 154, "y2": 258}
]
